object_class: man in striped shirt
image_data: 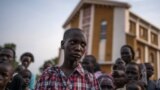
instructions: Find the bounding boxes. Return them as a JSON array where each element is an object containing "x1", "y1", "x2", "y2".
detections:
[{"x1": 35, "y1": 28, "x2": 99, "y2": 90}]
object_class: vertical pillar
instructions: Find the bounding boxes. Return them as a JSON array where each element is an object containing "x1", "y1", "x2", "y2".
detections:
[
  {"x1": 79, "y1": 9, "x2": 83, "y2": 29},
  {"x1": 88, "y1": 5, "x2": 95, "y2": 55},
  {"x1": 145, "y1": 46, "x2": 148, "y2": 62}
]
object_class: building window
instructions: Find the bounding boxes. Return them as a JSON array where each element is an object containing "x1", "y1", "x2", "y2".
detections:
[
  {"x1": 129, "y1": 20, "x2": 136, "y2": 35},
  {"x1": 151, "y1": 32, "x2": 158, "y2": 45},
  {"x1": 149, "y1": 53, "x2": 154, "y2": 63},
  {"x1": 100, "y1": 20, "x2": 107, "y2": 40},
  {"x1": 139, "y1": 26, "x2": 148, "y2": 41},
  {"x1": 98, "y1": 20, "x2": 107, "y2": 62}
]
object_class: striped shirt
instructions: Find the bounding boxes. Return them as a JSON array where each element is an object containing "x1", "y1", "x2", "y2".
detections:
[{"x1": 35, "y1": 64, "x2": 99, "y2": 90}]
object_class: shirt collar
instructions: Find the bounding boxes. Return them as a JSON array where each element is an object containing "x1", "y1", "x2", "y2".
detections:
[{"x1": 74, "y1": 63, "x2": 85, "y2": 77}]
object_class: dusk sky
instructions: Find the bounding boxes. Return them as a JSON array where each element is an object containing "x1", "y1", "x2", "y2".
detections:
[{"x1": 0, "y1": 0, "x2": 160, "y2": 74}]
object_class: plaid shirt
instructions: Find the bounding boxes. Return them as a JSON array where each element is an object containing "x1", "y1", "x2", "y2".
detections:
[{"x1": 35, "y1": 64, "x2": 99, "y2": 90}]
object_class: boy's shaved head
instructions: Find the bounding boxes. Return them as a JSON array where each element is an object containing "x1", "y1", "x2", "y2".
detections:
[{"x1": 63, "y1": 28, "x2": 85, "y2": 41}]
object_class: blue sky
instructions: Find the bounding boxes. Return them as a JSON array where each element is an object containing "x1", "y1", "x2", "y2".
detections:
[{"x1": 0, "y1": 0, "x2": 160, "y2": 74}]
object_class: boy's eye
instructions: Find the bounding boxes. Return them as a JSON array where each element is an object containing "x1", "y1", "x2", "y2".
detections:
[
  {"x1": 2, "y1": 72, "x2": 9, "y2": 77},
  {"x1": 70, "y1": 40, "x2": 76, "y2": 44},
  {"x1": 81, "y1": 43, "x2": 86, "y2": 47}
]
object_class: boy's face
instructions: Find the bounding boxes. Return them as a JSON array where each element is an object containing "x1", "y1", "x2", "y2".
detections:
[
  {"x1": 121, "y1": 47, "x2": 132, "y2": 64},
  {"x1": 113, "y1": 64, "x2": 125, "y2": 71},
  {"x1": 22, "y1": 71, "x2": 31, "y2": 86},
  {"x1": 0, "y1": 64, "x2": 12, "y2": 88},
  {"x1": 21, "y1": 56, "x2": 31, "y2": 68},
  {"x1": 43, "y1": 63, "x2": 52, "y2": 70},
  {"x1": 82, "y1": 57, "x2": 94, "y2": 73},
  {"x1": 115, "y1": 59, "x2": 125, "y2": 65},
  {"x1": 0, "y1": 49, "x2": 14, "y2": 63},
  {"x1": 145, "y1": 63, "x2": 154, "y2": 78},
  {"x1": 112, "y1": 70, "x2": 126, "y2": 88},
  {"x1": 62, "y1": 31, "x2": 86, "y2": 63},
  {"x1": 126, "y1": 84, "x2": 142, "y2": 90},
  {"x1": 126, "y1": 64, "x2": 140, "y2": 82},
  {"x1": 100, "y1": 78, "x2": 114, "y2": 90}
]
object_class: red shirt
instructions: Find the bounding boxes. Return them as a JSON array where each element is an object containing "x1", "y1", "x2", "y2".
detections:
[{"x1": 35, "y1": 64, "x2": 99, "y2": 90}]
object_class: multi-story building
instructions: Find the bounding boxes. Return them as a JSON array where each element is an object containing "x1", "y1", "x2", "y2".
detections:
[{"x1": 58, "y1": 0, "x2": 160, "y2": 79}]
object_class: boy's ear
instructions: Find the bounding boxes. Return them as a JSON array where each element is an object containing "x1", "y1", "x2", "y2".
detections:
[{"x1": 61, "y1": 40, "x2": 65, "y2": 49}]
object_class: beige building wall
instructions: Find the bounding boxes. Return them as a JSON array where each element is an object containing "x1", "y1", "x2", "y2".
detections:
[
  {"x1": 92, "y1": 5, "x2": 114, "y2": 62},
  {"x1": 92, "y1": 5, "x2": 114, "y2": 73}
]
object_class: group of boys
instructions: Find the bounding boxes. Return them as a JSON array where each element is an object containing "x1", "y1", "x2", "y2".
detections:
[
  {"x1": 1, "y1": 28, "x2": 160, "y2": 90},
  {"x1": 0, "y1": 48, "x2": 35, "y2": 90},
  {"x1": 35, "y1": 28, "x2": 160, "y2": 90}
]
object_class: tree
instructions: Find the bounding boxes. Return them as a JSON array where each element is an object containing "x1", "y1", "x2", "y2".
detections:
[
  {"x1": 4, "y1": 43, "x2": 16, "y2": 50},
  {"x1": 0, "y1": 45, "x2": 2, "y2": 50}
]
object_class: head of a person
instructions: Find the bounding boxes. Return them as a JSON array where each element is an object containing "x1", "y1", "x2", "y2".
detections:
[
  {"x1": 113, "y1": 58, "x2": 125, "y2": 71},
  {"x1": 98, "y1": 74, "x2": 115, "y2": 90},
  {"x1": 125, "y1": 62, "x2": 140, "y2": 82},
  {"x1": 20, "y1": 52, "x2": 34, "y2": 69},
  {"x1": 43, "y1": 60, "x2": 53, "y2": 71},
  {"x1": 94, "y1": 63, "x2": 101, "y2": 72},
  {"x1": 126, "y1": 80, "x2": 145, "y2": 90},
  {"x1": 144, "y1": 63, "x2": 154, "y2": 79},
  {"x1": 112, "y1": 70, "x2": 126, "y2": 89},
  {"x1": 61, "y1": 28, "x2": 86, "y2": 64},
  {"x1": 115, "y1": 58, "x2": 125, "y2": 65},
  {"x1": 0, "y1": 63, "x2": 13, "y2": 89},
  {"x1": 120, "y1": 45, "x2": 135, "y2": 64},
  {"x1": 15, "y1": 65, "x2": 25, "y2": 73},
  {"x1": 82, "y1": 55, "x2": 96, "y2": 73},
  {"x1": 0, "y1": 48, "x2": 15, "y2": 64},
  {"x1": 19, "y1": 69, "x2": 32, "y2": 87}
]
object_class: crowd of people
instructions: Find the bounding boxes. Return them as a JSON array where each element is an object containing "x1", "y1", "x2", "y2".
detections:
[{"x1": 0, "y1": 28, "x2": 160, "y2": 90}]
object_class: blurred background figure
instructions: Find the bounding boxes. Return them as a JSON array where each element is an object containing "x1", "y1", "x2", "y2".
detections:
[
  {"x1": 0, "y1": 48, "x2": 15, "y2": 64},
  {"x1": 0, "y1": 63, "x2": 13, "y2": 90},
  {"x1": 113, "y1": 58, "x2": 125, "y2": 71},
  {"x1": 126, "y1": 80, "x2": 145, "y2": 90},
  {"x1": 82, "y1": 55, "x2": 97, "y2": 74},
  {"x1": 19, "y1": 69, "x2": 32, "y2": 90},
  {"x1": 9, "y1": 65, "x2": 25, "y2": 90},
  {"x1": 144, "y1": 63, "x2": 156, "y2": 90},
  {"x1": 120, "y1": 45, "x2": 135, "y2": 65},
  {"x1": 97, "y1": 74, "x2": 115, "y2": 90},
  {"x1": 112, "y1": 70, "x2": 126, "y2": 90},
  {"x1": 19, "y1": 52, "x2": 35, "y2": 90}
]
